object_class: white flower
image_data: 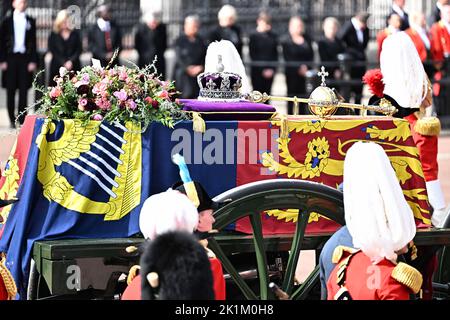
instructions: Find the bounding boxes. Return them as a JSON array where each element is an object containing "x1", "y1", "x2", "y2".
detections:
[{"x1": 59, "y1": 67, "x2": 68, "y2": 77}]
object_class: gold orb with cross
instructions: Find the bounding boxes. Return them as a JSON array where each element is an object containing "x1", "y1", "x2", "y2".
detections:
[{"x1": 308, "y1": 67, "x2": 340, "y2": 118}]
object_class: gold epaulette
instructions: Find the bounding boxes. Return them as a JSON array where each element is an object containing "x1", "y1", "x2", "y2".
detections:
[
  {"x1": 0, "y1": 253, "x2": 17, "y2": 300},
  {"x1": 414, "y1": 116, "x2": 441, "y2": 136},
  {"x1": 127, "y1": 265, "x2": 141, "y2": 286},
  {"x1": 391, "y1": 262, "x2": 423, "y2": 294},
  {"x1": 332, "y1": 246, "x2": 358, "y2": 264}
]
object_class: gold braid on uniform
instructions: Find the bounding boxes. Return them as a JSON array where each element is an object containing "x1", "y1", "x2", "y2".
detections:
[
  {"x1": 127, "y1": 265, "x2": 141, "y2": 286},
  {"x1": 414, "y1": 112, "x2": 441, "y2": 136},
  {"x1": 332, "y1": 246, "x2": 358, "y2": 264},
  {"x1": 0, "y1": 253, "x2": 17, "y2": 300},
  {"x1": 414, "y1": 113, "x2": 441, "y2": 136},
  {"x1": 391, "y1": 262, "x2": 423, "y2": 294},
  {"x1": 408, "y1": 241, "x2": 418, "y2": 261},
  {"x1": 332, "y1": 246, "x2": 359, "y2": 300},
  {"x1": 414, "y1": 76, "x2": 441, "y2": 136}
]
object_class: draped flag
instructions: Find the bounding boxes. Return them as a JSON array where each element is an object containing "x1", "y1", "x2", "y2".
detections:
[
  {"x1": 0, "y1": 117, "x2": 150, "y2": 299},
  {"x1": 0, "y1": 116, "x2": 430, "y2": 299},
  {"x1": 0, "y1": 116, "x2": 36, "y2": 230},
  {"x1": 236, "y1": 117, "x2": 431, "y2": 235}
]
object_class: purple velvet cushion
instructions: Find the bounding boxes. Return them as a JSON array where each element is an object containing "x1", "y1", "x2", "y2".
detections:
[{"x1": 178, "y1": 99, "x2": 276, "y2": 121}]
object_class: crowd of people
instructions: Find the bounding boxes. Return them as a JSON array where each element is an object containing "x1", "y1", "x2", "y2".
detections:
[{"x1": 0, "y1": 0, "x2": 449, "y2": 125}]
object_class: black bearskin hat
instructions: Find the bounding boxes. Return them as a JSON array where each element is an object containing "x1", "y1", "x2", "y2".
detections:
[{"x1": 140, "y1": 231, "x2": 214, "y2": 300}]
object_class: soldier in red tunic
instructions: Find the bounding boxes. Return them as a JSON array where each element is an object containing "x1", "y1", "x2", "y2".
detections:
[
  {"x1": 327, "y1": 142, "x2": 423, "y2": 300},
  {"x1": 430, "y1": 4, "x2": 450, "y2": 116},
  {"x1": 364, "y1": 31, "x2": 448, "y2": 228},
  {"x1": 431, "y1": 6, "x2": 450, "y2": 62},
  {"x1": 328, "y1": 247, "x2": 422, "y2": 300}
]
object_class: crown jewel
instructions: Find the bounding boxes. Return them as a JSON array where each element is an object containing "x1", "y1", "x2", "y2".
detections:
[{"x1": 197, "y1": 55, "x2": 242, "y2": 101}]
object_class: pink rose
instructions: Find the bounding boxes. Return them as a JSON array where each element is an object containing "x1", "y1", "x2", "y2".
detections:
[
  {"x1": 50, "y1": 87, "x2": 62, "y2": 99},
  {"x1": 113, "y1": 89, "x2": 128, "y2": 102},
  {"x1": 79, "y1": 98, "x2": 88, "y2": 106},
  {"x1": 78, "y1": 98, "x2": 88, "y2": 111},
  {"x1": 82, "y1": 73, "x2": 90, "y2": 82},
  {"x1": 161, "y1": 81, "x2": 170, "y2": 88},
  {"x1": 144, "y1": 97, "x2": 159, "y2": 109},
  {"x1": 75, "y1": 73, "x2": 90, "y2": 88},
  {"x1": 92, "y1": 81, "x2": 109, "y2": 96},
  {"x1": 119, "y1": 70, "x2": 128, "y2": 81},
  {"x1": 126, "y1": 99, "x2": 137, "y2": 111},
  {"x1": 95, "y1": 98, "x2": 112, "y2": 111},
  {"x1": 109, "y1": 69, "x2": 118, "y2": 77},
  {"x1": 92, "y1": 114, "x2": 104, "y2": 121},
  {"x1": 158, "y1": 90, "x2": 169, "y2": 99}
]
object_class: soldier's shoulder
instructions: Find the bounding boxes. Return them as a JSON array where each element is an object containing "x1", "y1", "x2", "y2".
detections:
[
  {"x1": 391, "y1": 262, "x2": 423, "y2": 294},
  {"x1": 332, "y1": 245, "x2": 359, "y2": 264}
]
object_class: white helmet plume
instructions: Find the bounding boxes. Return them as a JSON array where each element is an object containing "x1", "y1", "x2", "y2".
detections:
[
  {"x1": 380, "y1": 32, "x2": 428, "y2": 109},
  {"x1": 344, "y1": 142, "x2": 416, "y2": 264}
]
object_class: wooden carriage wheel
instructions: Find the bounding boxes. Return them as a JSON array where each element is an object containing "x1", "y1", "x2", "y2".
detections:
[{"x1": 209, "y1": 179, "x2": 345, "y2": 300}]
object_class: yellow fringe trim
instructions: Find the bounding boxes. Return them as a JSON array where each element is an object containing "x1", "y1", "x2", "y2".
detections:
[
  {"x1": 414, "y1": 117, "x2": 441, "y2": 136},
  {"x1": 127, "y1": 265, "x2": 140, "y2": 286},
  {"x1": 0, "y1": 254, "x2": 17, "y2": 300},
  {"x1": 391, "y1": 262, "x2": 423, "y2": 294}
]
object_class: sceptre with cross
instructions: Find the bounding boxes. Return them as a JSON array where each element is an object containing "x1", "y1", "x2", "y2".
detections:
[{"x1": 246, "y1": 65, "x2": 398, "y2": 117}]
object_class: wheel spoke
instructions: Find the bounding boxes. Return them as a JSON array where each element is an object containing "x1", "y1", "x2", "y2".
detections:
[
  {"x1": 250, "y1": 212, "x2": 270, "y2": 300},
  {"x1": 209, "y1": 180, "x2": 345, "y2": 300},
  {"x1": 282, "y1": 209, "x2": 310, "y2": 295},
  {"x1": 291, "y1": 265, "x2": 320, "y2": 300},
  {"x1": 208, "y1": 238, "x2": 258, "y2": 300}
]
